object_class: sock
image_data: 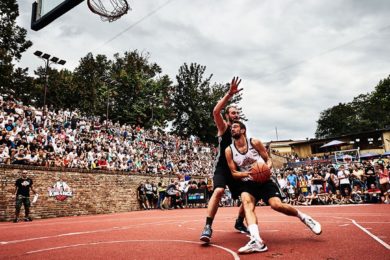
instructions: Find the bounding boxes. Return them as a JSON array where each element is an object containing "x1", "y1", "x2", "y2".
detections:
[
  {"x1": 206, "y1": 217, "x2": 213, "y2": 226},
  {"x1": 248, "y1": 224, "x2": 261, "y2": 242},
  {"x1": 297, "y1": 210, "x2": 306, "y2": 221},
  {"x1": 237, "y1": 215, "x2": 244, "y2": 224}
]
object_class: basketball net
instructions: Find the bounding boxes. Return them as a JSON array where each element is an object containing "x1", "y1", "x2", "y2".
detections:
[{"x1": 87, "y1": 0, "x2": 130, "y2": 22}]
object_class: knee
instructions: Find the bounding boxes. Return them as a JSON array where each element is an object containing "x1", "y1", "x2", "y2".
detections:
[
  {"x1": 270, "y1": 201, "x2": 283, "y2": 212},
  {"x1": 241, "y1": 196, "x2": 254, "y2": 209},
  {"x1": 213, "y1": 188, "x2": 224, "y2": 198}
]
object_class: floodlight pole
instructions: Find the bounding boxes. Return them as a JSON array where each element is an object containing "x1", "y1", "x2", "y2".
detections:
[
  {"x1": 34, "y1": 50, "x2": 66, "y2": 117},
  {"x1": 43, "y1": 59, "x2": 49, "y2": 114},
  {"x1": 100, "y1": 76, "x2": 119, "y2": 131}
]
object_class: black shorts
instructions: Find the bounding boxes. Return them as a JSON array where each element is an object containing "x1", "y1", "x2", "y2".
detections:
[
  {"x1": 146, "y1": 193, "x2": 154, "y2": 202},
  {"x1": 238, "y1": 180, "x2": 282, "y2": 203},
  {"x1": 213, "y1": 167, "x2": 240, "y2": 200}
]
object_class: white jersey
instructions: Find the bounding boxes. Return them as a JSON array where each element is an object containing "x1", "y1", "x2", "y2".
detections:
[{"x1": 230, "y1": 138, "x2": 265, "y2": 172}]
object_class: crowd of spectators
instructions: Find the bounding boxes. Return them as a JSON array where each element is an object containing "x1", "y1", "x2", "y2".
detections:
[
  {"x1": 274, "y1": 159, "x2": 390, "y2": 205},
  {"x1": 272, "y1": 150, "x2": 333, "y2": 164},
  {"x1": 136, "y1": 178, "x2": 213, "y2": 210},
  {"x1": 2, "y1": 94, "x2": 389, "y2": 209},
  {"x1": 0, "y1": 95, "x2": 214, "y2": 177}
]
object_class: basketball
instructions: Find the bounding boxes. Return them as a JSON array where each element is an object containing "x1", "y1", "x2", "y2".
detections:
[{"x1": 250, "y1": 161, "x2": 271, "y2": 183}]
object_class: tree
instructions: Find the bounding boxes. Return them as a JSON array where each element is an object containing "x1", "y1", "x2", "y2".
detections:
[
  {"x1": 170, "y1": 63, "x2": 243, "y2": 143},
  {"x1": 72, "y1": 53, "x2": 111, "y2": 114},
  {"x1": 315, "y1": 75, "x2": 390, "y2": 138},
  {"x1": 366, "y1": 76, "x2": 390, "y2": 129},
  {"x1": 110, "y1": 51, "x2": 174, "y2": 127},
  {"x1": 0, "y1": 0, "x2": 32, "y2": 93},
  {"x1": 10, "y1": 67, "x2": 36, "y2": 104},
  {"x1": 315, "y1": 103, "x2": 355, "y2": 138}
]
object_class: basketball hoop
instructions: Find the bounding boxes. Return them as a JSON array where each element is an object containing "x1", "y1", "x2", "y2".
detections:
[{"x1": 87, "y1": 0, "x2": 130, "y2": 22}]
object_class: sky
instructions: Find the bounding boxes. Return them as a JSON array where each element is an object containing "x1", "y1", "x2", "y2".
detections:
[{"x1": 15, "y1": 0, "x2": 390, "y2": 142}]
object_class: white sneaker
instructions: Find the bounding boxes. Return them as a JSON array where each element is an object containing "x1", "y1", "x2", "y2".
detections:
[
  {"x1": 238, "y1": 236, "x2": 268, "y2": 254},
  {"x1": 302, "y1": 215, "x2": 322, "y2": 235}
]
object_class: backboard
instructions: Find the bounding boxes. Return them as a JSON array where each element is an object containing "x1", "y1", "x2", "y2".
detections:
[{"x1": 31, "y1": 0, "x2": 84, "y2": 31}]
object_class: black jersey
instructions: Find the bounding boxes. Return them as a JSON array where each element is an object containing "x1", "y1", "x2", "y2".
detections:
[
  {"x1": 215, "y1": 126, "x2": 232, "y2": 169},
  {"x1": 15, "y1": 178, "x2": 33, "y2": 197}
]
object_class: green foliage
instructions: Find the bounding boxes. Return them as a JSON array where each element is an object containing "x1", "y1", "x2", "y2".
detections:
[
  {"x1": 0, "y1": 0, "x2": 32, "y2": 94},
  {"x1": 170, "y1": 63, "x2": 243, "y2": 143},
  {"x1": 315, "y1": 75, "x2": 390, "y2": 138},
  {"x1": 72, "y1": 53, "x2": 111, "y2": 114},
  {"x1": 109, "y1": 51, "x2": 174, "y2": 127}
]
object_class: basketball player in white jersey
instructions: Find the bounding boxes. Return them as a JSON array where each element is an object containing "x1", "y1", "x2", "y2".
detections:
[{"x1": 225, "y1": 121, "x2": 322, "y2": 254}]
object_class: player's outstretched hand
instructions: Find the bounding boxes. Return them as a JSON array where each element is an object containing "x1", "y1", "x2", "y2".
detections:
[{"x1": 229, "y1": 77, "x2": 243, "y2": 96}]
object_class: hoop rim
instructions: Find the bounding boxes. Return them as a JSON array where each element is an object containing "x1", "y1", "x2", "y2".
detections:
[{"x1": 87, "y1": 0, "x2": 129, "y2": 20}]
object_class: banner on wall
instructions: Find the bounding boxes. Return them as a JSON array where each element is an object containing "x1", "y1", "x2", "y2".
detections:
[
  {"x1": 48, "y1": 181, "x2": 73, "y2": 201},
  {"x1": 187, "y1": 189, "x2": 207, "y2": 204}
]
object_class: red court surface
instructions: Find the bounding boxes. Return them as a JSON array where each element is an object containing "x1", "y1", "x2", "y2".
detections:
[{"x1": 0, "y1": 204, "x2": 389, "y2": 259}]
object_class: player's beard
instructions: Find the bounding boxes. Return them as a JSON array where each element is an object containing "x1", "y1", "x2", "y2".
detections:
[{"x1": 232, "y1": 132, "x2": 241, "y2": 139}]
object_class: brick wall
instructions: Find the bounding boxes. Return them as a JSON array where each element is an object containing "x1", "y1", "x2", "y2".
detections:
[{"x1": 0, "y1": 165, "x2": 194, "y2": 222}]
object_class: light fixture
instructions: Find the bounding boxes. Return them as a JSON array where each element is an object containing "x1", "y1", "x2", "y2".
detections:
[
  {"x1": 34, "y1": 50, "x2": 43, "y2": 57},
  {"x1": 50, "y1": 57, "x2": 59, "y2": 63},
  {"x1": 42, "y1": 53, "x2": 50, "y2": 59}
]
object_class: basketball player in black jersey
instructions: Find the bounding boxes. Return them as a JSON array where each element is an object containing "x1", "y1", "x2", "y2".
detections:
[{"x1": 200, "y1": 77, "x2": 247, "y2": 243}]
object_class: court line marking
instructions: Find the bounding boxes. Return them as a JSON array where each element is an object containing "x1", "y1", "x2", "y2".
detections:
[
  {"x1": 0, "y1": 208, "x2": 387, "y2": 229},
  {"x1": 344, "y1": 217, "x2": 390, "y2": 250},
  {"x1": 25, "y1": 239, "x2": 240, "y2": 260},
  {"x1": 214, "y1": 229, "x2": 279, "y2": 233},
  {"x1": 0, "y1": 219, "x2": 197, "y2": 245},
  {"x1": 3, "y1": 218, "x2": 386, "y2": 245}
]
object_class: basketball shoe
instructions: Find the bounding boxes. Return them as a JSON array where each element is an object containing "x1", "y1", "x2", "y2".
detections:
[
  {"x1": 234, "y1": 219, "x2": 249, "y2": 234},
  {"x1": 238, "y1": 236, "x2": 268, "y2": 254},
  {"x1": 200, "y1": 224, "x2": 213, "y2": 243},
  {"x1": 301, "y1": 215, "x2": 322, "y2": 235}
]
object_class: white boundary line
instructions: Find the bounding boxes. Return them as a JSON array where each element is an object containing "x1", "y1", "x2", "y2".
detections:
[
  {"x1": 345, "y1": 217, "x2": 390, "y2": 250},
  {"x1": 26, "y1": 239, "x2": 240, "y2": 260},
  {"x1": 0, "y1": 219, "x2": 196, "y2": 245},
  {"x1": 351, "y1": 219, "x2": 390, "y2": 250}
]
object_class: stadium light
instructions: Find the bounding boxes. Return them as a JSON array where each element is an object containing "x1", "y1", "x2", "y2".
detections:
[{"x1": 34, "y1": 50, "x2": 66, "y2": 115}]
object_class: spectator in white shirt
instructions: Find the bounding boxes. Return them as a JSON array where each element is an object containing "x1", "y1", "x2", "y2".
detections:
[{"x1": 337, "y1": 165, "x2": 351, "y2": 196}]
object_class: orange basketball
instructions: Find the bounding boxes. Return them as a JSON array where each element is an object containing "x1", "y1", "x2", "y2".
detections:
[{"x1": 250, "y1": 161, "x2": 271, "y2": 183}]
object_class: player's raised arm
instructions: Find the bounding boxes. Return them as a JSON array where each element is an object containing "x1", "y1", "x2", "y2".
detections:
[
  {"x1": 213, "y1": 77, "x2": 242, "y2": 136},
  {"x1": 225, "y1": 146, "x2": 251, "y2": 179},
  {"x1": 251, "y1": 138, "x2": 273, "y2": 169}
]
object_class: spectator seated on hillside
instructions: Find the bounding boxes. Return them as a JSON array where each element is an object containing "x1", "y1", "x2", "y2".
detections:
[
  {"x1": 0, "y1": 95, "x2": 215, "y2": 176},
  {"x1": 365, "y1": 184, "x2": 381, "y2": 203},
  {"x1": 350, "y1": 185, "x2": 363, "y2": 204}
]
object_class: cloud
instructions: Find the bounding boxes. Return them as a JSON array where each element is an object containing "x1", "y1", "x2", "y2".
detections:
[{"x1": 16, "y1": 0, "x2": 390, "y2": 141}]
